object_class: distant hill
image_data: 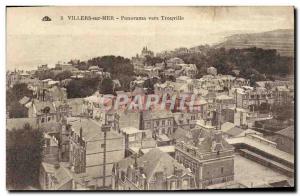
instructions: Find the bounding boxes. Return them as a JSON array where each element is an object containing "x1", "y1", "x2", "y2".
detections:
[{"x1": 214, "y1": 29, "x2": 294, "y2": 57}]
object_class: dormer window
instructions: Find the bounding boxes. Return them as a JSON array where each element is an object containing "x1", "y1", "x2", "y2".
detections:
[{"x1": 42, "y1": 106, "x2": 51, "y2": 113}]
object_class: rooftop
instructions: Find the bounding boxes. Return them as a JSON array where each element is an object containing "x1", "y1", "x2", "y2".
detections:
[{"x1": 276, "y1": 126, "x2": 294, "y2": 140}]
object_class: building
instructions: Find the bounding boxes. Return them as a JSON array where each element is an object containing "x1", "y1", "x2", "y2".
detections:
[
  {"x1": 55, "y1": 62, "x2": 79, "y2": 73},
  {"x1": 267, "y1": 126, "x2": 294, "y2": 154},
  {"x1": 175, "y1": 130, "x2": 235, "y2": 188},
  {"x1": 39, "y1": 162, "x2": 89, "y2": 190},
  {"x1": 230, "y1": 86, "x2": 274, "y2": 112},
  {"x1": 141, "y1": 111, "x2": 175, "y2": 138},
  {"x1": 60, "y1": 117, "x2": 125, "y2": 188},
  {"x1": 166, "y1": 57, "x2": 185, "y2": 68},
  {"x1": 26, "y1": 100, "x2": 71, "y2": 131},
  {"x1": 112, "y1": 148, "x2": 196, "y2": 190},
  {"x1": 207, "y1": 67, "x2": 217, "y2": 76},
  {"x1": 121, "y1": 126, "x2": 156, "y2": 156},
  {"x1": 272, "y1": 86, "x2": 294, "y2": 105},
  {"x1": 180, "y1": 64, "x2": 198, "y2": 78}
]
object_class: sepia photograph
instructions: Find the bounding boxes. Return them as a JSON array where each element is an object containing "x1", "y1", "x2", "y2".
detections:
[{"x1": 6, "y1": 6, "x2": 295, "y2": 191}]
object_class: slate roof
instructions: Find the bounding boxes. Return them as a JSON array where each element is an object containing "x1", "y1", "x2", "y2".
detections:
[
  {"x1": 142, "y1": 110, "x2": 173, "y2": 120},
  {"x1": 195, "y1": 135, "x2": 234, "y2": 153},
  {"x1": 34, "y1": 101, "x2": 55, "y2": 115},
  {"x1": 19, "y1": 96, "x2": 30, "y2": 105},
  {"x1": 117, "y1": 148, "x2": 189, "y2": 181},
  {"x1": 276, "y1": 126, "x2": 294, "y2": 140},
  {"x1": 67, "y1": 117, "x2": 123, "y2": 143},
  {"x1": 225, "y1": 126, "x2": 245, "y2": 137}
]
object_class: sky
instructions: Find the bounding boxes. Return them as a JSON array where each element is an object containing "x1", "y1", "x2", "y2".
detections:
[{"x1": 6, "y1": 6, "x2": 294, "y2": 70}]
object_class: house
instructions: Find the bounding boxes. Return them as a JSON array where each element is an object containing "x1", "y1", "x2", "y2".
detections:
[
  {"x1": 272, "y1": 85, "x2": 294, "y2": 105},
  {"x1": 60, "y1": 117, "x2": 125, "y2": 188},
  {"x1": 112, "y1": 148, "x2": 196, "y2": 190},
  {"x1": 43, "y1": 133, "x2": 59, "y2": 164},
  {"x1": 141, "y1": 110, "x2": 174, "y2": 137},
  {"x1": 121, "y1": 126, "x2": 156, "y2": 156},
  {"x1": 166, "y1": 57, "x2": 185, "y2": 68},
  {"x1": 39, "y1": 162, "x2": 89, "y2": 190},
  {"x1": 207, "y1": 67, "x2": 217, "y2": 76},
  {"x1": 36, "y1": 83, "x2": 67, "y2": 102},
  {"x1": 175, "y1": 131, "x2": 235, "y2": 188},
  {"x1": 66, "y1": 98, "x2": 84, "y2": 116},
  {"x1": 180, "y1": 64, "x2": 198, "y2": 78},
  {"x1": 25, "y1": 100, "x2": 71, "y2": 132},
  {"x1": 55, "y1": 63, "x2": 79, "y2": 73},
  {"x1": 268, "y1": 126, "x2": 294, "y2": 154}
]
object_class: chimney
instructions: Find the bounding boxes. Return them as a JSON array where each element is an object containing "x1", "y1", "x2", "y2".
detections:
[
  {"x1": 139, "y1": 111, "x2": 144, "y2": 130},
  {"x1": 214, "y1": 132, "x2": 222, "y2": 144},
  {"x1": 54, "y1": 163, "x2": 60, "y2": 169},
  {"x1": 80, "y1": 127, "x2": 83, "y2": 139},
  {"x1": 174, "y1": 168, "x2": 183, "y2": 177},
  {"x1": 173, "y1": 166, "x2": 177, "y2": 175},
  {"x1": 134, "y1": 154, "x2": 138, "y2": 169}
]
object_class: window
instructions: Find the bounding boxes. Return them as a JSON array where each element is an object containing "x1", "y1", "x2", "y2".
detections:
[
  {"x1": 162, "y1": 120, "x2": 165, "y2": 126},
  {"x1": 221, "y1": 167, "x2": 224, "y2": 174},
  {"x1": 170, "y1": 181, "x2": 176, "y2": 190},
  {"x1": 101, "y1": 143, "x2": 105, "y2": 148},
  {"x1": 41, "y1": 117, "x2": 45, "y2": 123},
  {"x1": 155, "y1": 121, "x2": 159, "y2": 127},
  {"x1": 182, "y1": 179, "x2": 189, "y2": 189},
  {"x1": 47, "y1": 116, "x2": 51, "y2": 122}
]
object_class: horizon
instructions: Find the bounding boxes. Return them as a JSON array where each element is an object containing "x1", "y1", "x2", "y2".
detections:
[{"x1": 7, "y1": 6, "x2": 294, "y2": 71}]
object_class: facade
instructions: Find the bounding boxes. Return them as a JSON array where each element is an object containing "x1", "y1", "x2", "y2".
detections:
[
  {"x1": 175, "y1": 131, "x2": 235, "y2": 188},
  {"x1": 61, "y1": 117, "x2": 125, "y2": 188},
  {"x1": 207, "y1": 67, "x2": 217, "y2": 76},
  {"x1": 141, "y1": 111, "x2": 175, "y2": 137},
  {"x1": 112, "y1": 148, "x2": 196, "y2": 190},
  {"x1": 268, "y1": 126, "x2": 294, "y2": 154}
]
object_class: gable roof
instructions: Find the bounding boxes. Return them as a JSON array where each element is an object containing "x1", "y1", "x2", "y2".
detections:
[
  {"x1": 276, "y1": 126, "x2": 294, "y2": 140},
  {"x1": 117, "y1": 148, "x2": 190, "y2": 182},
  {"x1": 225, "y1": 126, "x2": 245, "y2": 137},
  {"x1": 139, "y1": 148, "x2": 188, "y2": 181},
  {"x1": 19, "y1": 96, "x2": 30, "y2": 105}
]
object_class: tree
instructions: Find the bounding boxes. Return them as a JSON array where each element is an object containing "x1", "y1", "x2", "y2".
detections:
[
  {"x1": 66, "y1": 77, "x2": 101, "y2": 98},
  {"x1": 100, "y1": 78, "x2": 114, "y2": 94},
  {"x1": 36, "y1": 70, "x2": 56, "y2": 80},
  {"x1": 87, "y1": 55, "x2": 135, "y2": 92},
  {"x1": 54, "y1": 71, "x2": 72, "y2": 81},
  {"x1": 6, "y1": 83, "x2": 33, "y2": 118},
  {"x1": 144, "y1": 55, "x2": 163, "y2": 66},
  {"x1": 6, "y1": 124, "x2": 44, "y2": 189}
]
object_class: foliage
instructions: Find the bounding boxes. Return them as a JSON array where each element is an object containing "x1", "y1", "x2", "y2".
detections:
[
  {"x1": 54, "y1": 71, "x2": 73, "y2": 81},
  {"x1": 144, "y1": 55, "x2": 164, "y2": 66},
  {"x1": 100, "y1": 78, "x2": 114, "y2": 94},
  {"x1": 66, "y1": 77, "x2": 101, "y2": 98},
  {"x1": 271, "y1": 102, "x2": 294, "y2": 121},
  {"x1": 36, "y1": 70, "x2": 56, "y2": 80},
  {"x1": 87, "y1": 56, "x2": 135, "y2": 91},
  {"x1": 6, "y1": 83, "x2": 33, "y2": 118},
  {"x1": 166, "y1": 46, "x2": 293, "y2": 80},
  {"x1": 6, "y1": 124, "x2": 44, "y2": 189}
]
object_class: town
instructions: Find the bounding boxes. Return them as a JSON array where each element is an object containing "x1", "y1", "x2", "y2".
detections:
[{"x1": 6, "y1": 45, "x2": 294, "y2": 190}]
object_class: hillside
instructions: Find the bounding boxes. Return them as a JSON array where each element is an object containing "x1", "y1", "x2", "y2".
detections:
[{"x1": 214, "y1": 29, "x2": 294, "y2": 57}]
